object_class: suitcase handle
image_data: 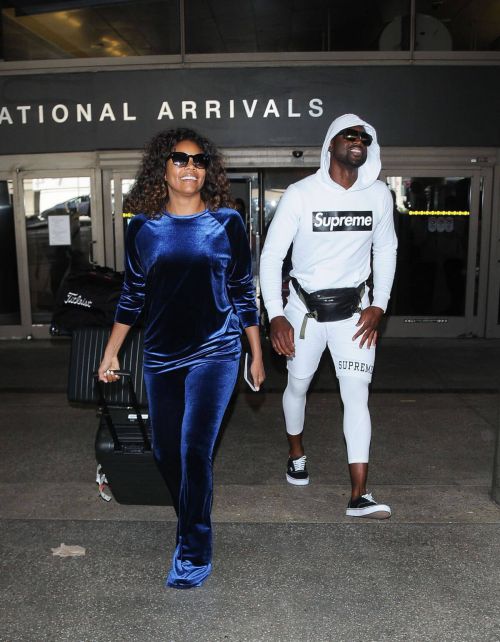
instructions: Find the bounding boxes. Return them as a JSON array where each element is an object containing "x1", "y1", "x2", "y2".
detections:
[{"x1": 93, "y1": 371, "x2": 151, "y2": 451}]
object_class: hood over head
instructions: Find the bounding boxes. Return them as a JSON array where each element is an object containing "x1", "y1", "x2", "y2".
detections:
[{"x1": 319, "y1": 113, "x2": 381, "y2": 191}]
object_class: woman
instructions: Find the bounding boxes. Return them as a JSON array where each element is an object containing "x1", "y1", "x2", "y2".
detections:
[{"x1": 98, "y1": 127, "x2": 265, "y2": 589}]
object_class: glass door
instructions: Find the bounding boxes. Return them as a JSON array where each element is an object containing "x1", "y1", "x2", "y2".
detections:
[
  {"x1": 105, "y1": 163, "x2": 495, "y2": 338},
  {"x1": 380, "y1": 169, "x2": 491, "y2": 337},
  {"x1": 108, "y1": 171, "x2": 260, "y2": 275},
  {"x1": 228, "y1": 173, "x2": 259, "y2": 287},
  {"x1": 104, "y1": 172, "x2": 136, "y2": 272},
  {"x1": 20, "y1": 170, "x2": 102, "y2": 337}
]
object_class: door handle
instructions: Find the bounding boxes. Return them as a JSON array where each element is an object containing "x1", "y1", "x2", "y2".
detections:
[{"x1": 89, "y1": 240, "x2": 97, "y2": 265}]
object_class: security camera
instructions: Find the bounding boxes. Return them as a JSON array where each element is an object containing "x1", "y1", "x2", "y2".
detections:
[{"x1": 292, "y1": 150, "x2": 303, "y2": 158}]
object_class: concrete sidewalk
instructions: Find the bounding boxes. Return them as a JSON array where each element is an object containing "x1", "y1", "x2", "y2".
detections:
[
  {"x1": 0, "y1": 335, "x2": 499, "y2": 393},
  {"x1": 0, "y1": 337, "x2": 499, "y2": 641}
]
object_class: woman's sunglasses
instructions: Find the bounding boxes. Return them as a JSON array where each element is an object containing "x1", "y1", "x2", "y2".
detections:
[
  {"x1": 167, "y1": 151, "x2": 211, "y2": 169},
  {"x1": 338, "y1": 128, "x2": 373, "y2": 147}
]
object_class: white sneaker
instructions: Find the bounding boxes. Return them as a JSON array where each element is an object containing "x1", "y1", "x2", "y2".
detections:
[
  {"x1": 346, "y1": 492, "x2": 391, "y2": 519},
  {"x1": 286, "y1": 455, "x2": 309, "y2": 485}
]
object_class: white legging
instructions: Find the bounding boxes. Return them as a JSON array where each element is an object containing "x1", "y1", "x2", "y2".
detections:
[{"x1": 283, "y1": 373, "x2": 371, "y2": 463}]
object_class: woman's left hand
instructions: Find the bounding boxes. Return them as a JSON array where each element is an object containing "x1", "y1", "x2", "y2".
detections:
[{"x1": 250, "y1": 356, "x2": 266, "y2": 391}]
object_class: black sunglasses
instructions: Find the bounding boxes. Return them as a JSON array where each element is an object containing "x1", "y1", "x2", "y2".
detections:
[
  {"x1": 167, "y1": 151, "x2": 211, "y2": 169},
  {"x1": 338, "y1": 128, "x2": 373, "y2": 147}
]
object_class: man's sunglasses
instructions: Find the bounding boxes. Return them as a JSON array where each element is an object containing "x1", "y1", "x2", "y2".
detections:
[
  {"x1": 167, "y1": 151, "x2": 211, "y2": 169},
  {"x1": 338, "y1": 128, "x2": 373, "y2": 147}
]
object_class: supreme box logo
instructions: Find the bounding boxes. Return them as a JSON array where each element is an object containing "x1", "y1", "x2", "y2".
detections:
[{"x1": 312, "y1": 211, "x2": 373, "y2": 232}]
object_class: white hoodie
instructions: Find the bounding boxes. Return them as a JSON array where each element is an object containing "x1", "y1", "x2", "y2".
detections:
[{"x1": 260, "y1": 113, "x2": 398, "y2": 321}]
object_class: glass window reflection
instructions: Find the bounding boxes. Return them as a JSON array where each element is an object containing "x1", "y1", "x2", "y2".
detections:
[
  {"x1": 415, "y1": 0, "x2": 500, "y2": 51},
  {"x1": 1, "y1": 1, "x2": 180, "y2": 61},
  {"x1": 262, "y1": 168, "x2": 315, "y2": 308},
  {"x1": 186, "y1": 0, "x2": 411, "y2": 53},
  {"x1": 386, "y1": 176, "x2": 471, "y2": 317},
  {"x1": 2, "y1": 0, "x2": 498, "y2": 59},
  {"x1": 24, "y1": 177, "x2": 92, "y2": 324}
]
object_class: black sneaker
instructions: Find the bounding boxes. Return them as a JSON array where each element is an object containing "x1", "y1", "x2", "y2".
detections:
[
  {"x1": 346, "y1": 493, "x2": 391, "y2": 519},
  {"x1": 286, "y1": 455, "x2": 309, "y2": 486}
]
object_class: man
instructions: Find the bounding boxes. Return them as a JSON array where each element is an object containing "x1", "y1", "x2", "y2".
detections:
[{"x1": 260, "y1": 113, "x2": 397, "y2": 518}]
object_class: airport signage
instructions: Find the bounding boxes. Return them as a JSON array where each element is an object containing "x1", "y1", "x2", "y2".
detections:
[{"x1": 0, "y1": 66, "x2": 499, "y2": 153}]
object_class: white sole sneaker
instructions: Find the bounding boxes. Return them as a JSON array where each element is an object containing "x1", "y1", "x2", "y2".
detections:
[
  {"x1": 346, "y1": 504, "x2": 391, "y2": 519},
  {"x1": 286, "y1": 473, "x2": 310, "y2": 486}
]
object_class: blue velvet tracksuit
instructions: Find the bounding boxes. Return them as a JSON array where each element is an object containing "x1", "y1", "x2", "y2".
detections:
[{"x1": 115, "y1": 208, "x2": 258, "y2": 588}]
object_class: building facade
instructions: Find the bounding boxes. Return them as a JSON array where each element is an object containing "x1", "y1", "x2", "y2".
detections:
[{"x1": 1, "y1": 0, "x2": 500, "y2": 338}]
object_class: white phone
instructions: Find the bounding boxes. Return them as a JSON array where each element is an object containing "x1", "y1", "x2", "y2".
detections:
[{"x1": 244, "y1": 353, "x2": 258, "y2": 391}]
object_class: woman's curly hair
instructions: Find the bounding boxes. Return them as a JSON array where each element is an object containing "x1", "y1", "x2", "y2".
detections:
[{"x1": 124, "y1": 128, "x2": 233, "y2": 217}]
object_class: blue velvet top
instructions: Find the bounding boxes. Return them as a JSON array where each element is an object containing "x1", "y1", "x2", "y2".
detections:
[{"x1": 115, "y1": 208, "x2": 259, "y2": 374}]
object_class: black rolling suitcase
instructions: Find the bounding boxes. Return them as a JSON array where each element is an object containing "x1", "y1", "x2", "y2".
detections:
[{"x1": 68, "y1": 327, "x2": 172, "y2": 506}]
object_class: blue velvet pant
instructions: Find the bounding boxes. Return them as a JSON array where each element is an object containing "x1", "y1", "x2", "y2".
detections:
[{"x1": 144, "y1": 357, "x2": 239, "y2": 589}]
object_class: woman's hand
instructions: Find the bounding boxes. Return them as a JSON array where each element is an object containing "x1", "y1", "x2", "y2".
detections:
[
  {"x1": 97, "y1": 322, "x2": 132, "y2": 382},
  {"x1": 97, "y1": 355, "x2": 121, "y2": 383},
  {"x1": 250, "y1": 355, "x2": 266, "y2": 391},
  {"x1": 243, "y1": 324, "x2": 266, "y2": 391}
]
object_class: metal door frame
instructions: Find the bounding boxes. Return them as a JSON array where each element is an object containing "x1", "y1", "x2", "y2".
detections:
[
  {"x1": 0, "y1": 171, "x2": 29, "y2": 337},
  {"x1": 102, "y1": 169, "x2": 143, "y2": 272},
  {"x1": 227, "y1": 172, "x2": 260, "y2": 286},
  {"x1": 486, "y1": 163, "x2": 500, "y2": 337}
]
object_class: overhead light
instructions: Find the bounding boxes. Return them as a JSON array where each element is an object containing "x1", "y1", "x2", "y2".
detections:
[{"x1": 53, "y1": 11, "x2": 82, "y2": 27}]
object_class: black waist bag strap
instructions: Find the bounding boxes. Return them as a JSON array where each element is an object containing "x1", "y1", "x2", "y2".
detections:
[{"x1": 290, "y1": 277, "x2": 365, "y2": 339}]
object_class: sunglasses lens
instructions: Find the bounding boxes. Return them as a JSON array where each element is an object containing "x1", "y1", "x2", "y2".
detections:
[
  {"x1": 341, "y1": 129, "x2": 372, "y2": 146},
  {"x1": 192, "y1": 154, "x2": 210, "y2": 169},
  {"x1": 169, "y1": 152, "x2": 209, "y2": 168},
  {"x1": 361, "y1": 133, "x2": 372, "y2": 146},
  {"x1": 170, "y1": 152, "x2": 189, "y2": 167}
]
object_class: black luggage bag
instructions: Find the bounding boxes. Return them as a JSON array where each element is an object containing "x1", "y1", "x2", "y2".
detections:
[
  {"x1": 68, "y1": 327, "x2": 172, "y2": 506},
  {"x1": 51, "y1": 266, "x2": 124, "y2": 337}
]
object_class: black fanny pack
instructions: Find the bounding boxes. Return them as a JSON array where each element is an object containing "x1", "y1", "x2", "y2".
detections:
[{"x1": 290, "y1": 277, "x2": 364, "y2": 338}]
